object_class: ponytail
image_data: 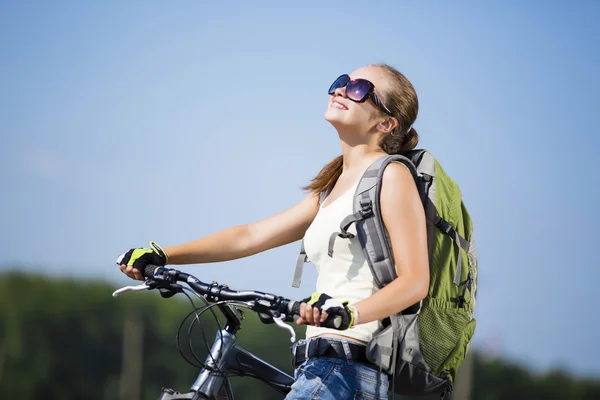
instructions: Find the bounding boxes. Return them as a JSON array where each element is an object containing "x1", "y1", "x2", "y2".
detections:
[
  {"x1": 302, "y1": 155, "x2": 343, "y2": 194},
  {"x1": 380, "y1": 126, "x2": 419, "y2": 155}
]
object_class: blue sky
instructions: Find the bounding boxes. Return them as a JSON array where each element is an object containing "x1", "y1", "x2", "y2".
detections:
[{"x1": 1, "y1": 1, "x2": 599, "y2": 378}]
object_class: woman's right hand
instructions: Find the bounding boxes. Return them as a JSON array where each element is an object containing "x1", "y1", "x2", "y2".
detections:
[{"x1": 116, "y1": 241, "x2": 168, "y2": 281}]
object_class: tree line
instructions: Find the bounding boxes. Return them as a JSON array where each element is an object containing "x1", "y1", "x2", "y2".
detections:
[{"x1": 0, "y1": 271, "x2": 598, "y2": 400}]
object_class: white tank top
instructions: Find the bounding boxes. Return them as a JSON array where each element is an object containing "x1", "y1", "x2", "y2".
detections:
[{"x1": 303, "y1": 180, "x2": 381, "y2": 343}]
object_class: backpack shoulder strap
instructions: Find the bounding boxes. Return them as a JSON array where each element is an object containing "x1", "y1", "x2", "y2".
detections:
[
  {"x1": 292, "y1": 155, "x2": 419, "y2": 289},
  {"x1": 292, "y1": 240, "x2": 308, "y2": 288},
  {"x1": 354, "y1": 154, "x2": 418, "y2": 288},
  {"x1": 291, "y1": 187, "x2": 334, "y2": 288}
]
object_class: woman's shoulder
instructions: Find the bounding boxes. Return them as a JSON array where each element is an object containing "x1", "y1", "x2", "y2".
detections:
[
  {"x1": 379, "y1": 160, "x2": 421, "y2": 211},
  {"x1": 382, "y1": 160, "x2": 414, "y2": 185}
]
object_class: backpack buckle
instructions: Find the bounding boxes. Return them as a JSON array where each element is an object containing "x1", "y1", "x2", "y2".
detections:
[
  {"x1": 359, "y1": 199, "x2": 373, "y2": 218},
  {"x1": 338, "y1": 232, "x2": 355, "y2": 239},
  {"x1": 435, "y1": 216, "x2": 452, "y2": 234}
]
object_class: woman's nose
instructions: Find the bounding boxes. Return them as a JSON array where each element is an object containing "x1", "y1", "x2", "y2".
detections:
[{"x1": 333, "y1": 85, "x2": 347, "y2": 98}]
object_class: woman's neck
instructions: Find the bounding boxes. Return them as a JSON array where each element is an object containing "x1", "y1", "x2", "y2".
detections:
[{"x1": 338, "y1": 135, "x2": 386, "y2": 179}]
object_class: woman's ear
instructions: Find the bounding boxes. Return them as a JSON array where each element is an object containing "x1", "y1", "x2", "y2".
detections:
[{"x1": 378, "y1": 117, "x2": 398, "y2": 134}]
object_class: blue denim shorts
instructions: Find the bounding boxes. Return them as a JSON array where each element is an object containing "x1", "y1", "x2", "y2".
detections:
[{"x1": 285, "y1": 339, "x2": 389, "y2": 400}]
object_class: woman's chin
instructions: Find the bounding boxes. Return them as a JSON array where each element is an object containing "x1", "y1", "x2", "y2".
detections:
[{"x1": 324, "y1": 109, "x2": 350, "y2": 126}]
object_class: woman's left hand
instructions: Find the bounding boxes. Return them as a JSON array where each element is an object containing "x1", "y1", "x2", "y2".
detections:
[
  {"x1": 296, "y1": 293, "x2": 353, "y2": 329},
  {"x1": 297, "y1": 301, "x2": 329, "y2": 327}
]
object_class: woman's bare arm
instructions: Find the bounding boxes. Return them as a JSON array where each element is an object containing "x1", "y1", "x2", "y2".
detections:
[
  {"x1": 165, "y1": 192, "x2": 320, "y2": 264},
  {"x1": 351, "y1": 163, "x2": 430, "y2": 324}
]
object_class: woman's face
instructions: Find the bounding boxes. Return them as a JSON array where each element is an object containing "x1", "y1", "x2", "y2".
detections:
[{"x1": 324, "y1": 66, "x2": 391, "y2": 133}]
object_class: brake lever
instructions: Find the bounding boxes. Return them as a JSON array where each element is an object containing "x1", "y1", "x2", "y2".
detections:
[
  {"x1": 251, "y1": 300, "x2": 297, "y2": 343},
  {"x1": 112, "y1": 281, "x2": 151, "y2": 297},
  {"x1": 273, "y1": 314, "x2": 296, "y2": 343},
  {"x1": 112, "y1": 279, "x2": 183, "y2": 299}
]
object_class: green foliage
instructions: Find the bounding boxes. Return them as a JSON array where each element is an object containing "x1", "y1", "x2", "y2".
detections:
[
  {"x1": 0, "y1": 271, "x2": 303, "y2": 400},
  {"x1": 0, "y1": 271, "x2": 598, "y2": 400},
  {"x1": 471, "y1": 353, "x2": 600, "y2": 400}
]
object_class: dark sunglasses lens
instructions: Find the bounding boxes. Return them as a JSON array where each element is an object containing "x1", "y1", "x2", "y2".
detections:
[
  {"x1": 328, "y1": 75, "x2": 350, "y2": 95},
  {"x1": 346, "y1": 79, "x2": 372, "y2": 102}
]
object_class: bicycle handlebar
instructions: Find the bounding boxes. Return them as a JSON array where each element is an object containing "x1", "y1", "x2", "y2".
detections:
[{"x1": 141, "y1": 265, "x2": 339, "y2": 329}]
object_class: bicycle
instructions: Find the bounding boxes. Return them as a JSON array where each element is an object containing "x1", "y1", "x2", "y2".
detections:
[{"x1": 112, "y1": 265, "x2": 344, "y2": 400}]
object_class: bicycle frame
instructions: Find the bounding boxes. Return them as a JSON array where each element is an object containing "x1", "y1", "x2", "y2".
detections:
[
  {"x1": 112, "y1": 268, "x2": 306, "y2": 400},
  {"x1": 157, "y1": 305, "x2": 294, "y2": 400}
]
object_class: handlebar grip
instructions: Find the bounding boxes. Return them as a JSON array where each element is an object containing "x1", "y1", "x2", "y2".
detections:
[
  {"x1": 321, "y1": 315, "x2": 342, "y2": 329},
  {"x1": 289, "y1": 300, "x2": 301, "y2": 318},
  {"x1": 143, "y1": 265, "x2": 160, "y2": 278},
  {"x1": 287, "y1": 301, "x2": 342, "y2": 329}
]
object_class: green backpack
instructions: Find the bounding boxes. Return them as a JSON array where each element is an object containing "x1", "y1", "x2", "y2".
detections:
[{"x1": 292, "y1": 150, "x2": 478, "y2": 398}]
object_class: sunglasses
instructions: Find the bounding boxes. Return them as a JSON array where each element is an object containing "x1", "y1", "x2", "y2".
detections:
[{"x1": 328, "y1": 74, "x2": 393, "y2": 116}]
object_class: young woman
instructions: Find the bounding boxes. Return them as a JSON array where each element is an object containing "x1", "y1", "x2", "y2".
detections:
[{"x1": 117, "y1": 64, "x2": 429, "y2": 400}]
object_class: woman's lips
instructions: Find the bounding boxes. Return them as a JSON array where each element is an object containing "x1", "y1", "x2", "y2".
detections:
[{"x1": 330, "y1": 100, "x2": 348, "y2": 110}]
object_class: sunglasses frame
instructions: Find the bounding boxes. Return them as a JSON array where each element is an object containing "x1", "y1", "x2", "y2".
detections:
[{"x1": 328, "y1": 74, "x2": 393, "y2": 116}]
